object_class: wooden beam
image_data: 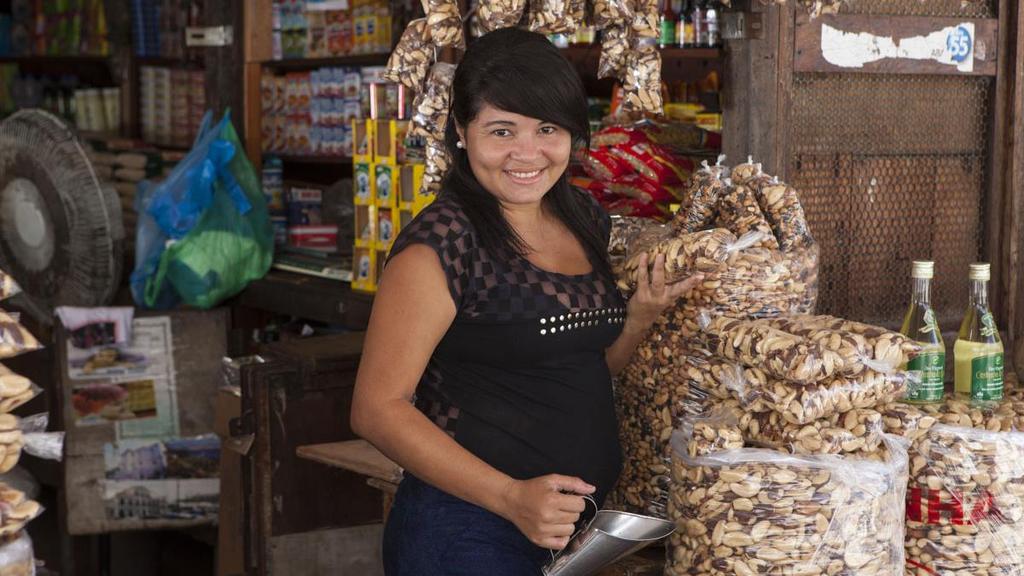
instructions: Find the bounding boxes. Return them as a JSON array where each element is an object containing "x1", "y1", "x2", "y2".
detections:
[
  {"x1": 794, "y1": 14, "x2": 999, "y2": 76},
  {"x1": 989, "y1": 0, "x2": 1011, "y2": 337},
  {"x1": 246, "y1": 0, "x2": 274, "y2": 63},
  {"x1": 1009, "y1": 0, "x2": 1024, "y2": 378}
]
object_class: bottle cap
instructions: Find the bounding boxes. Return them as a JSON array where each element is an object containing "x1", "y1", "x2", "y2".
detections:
[
  {"x1": 911, "y1": 261, "x2": 934, "y2": 279},
  {"x1": 969, "y1": 263, "x2": 991, "y2": 281}
]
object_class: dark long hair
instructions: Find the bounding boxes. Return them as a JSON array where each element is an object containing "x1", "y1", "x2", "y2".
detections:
[{"x1": 442, "y1": 28, "x2": 613, "y2": 280}]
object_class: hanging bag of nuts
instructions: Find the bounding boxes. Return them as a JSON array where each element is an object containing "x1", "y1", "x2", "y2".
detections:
[
  {"x1": 383, "y1": 19, "x2": 434, "y2": 92},
  {"x1": 527, "y1": 0, "x2": 586, "y2": 34},
  {"x1": 667, "y1": 424, "x2": 909, "y2": 576},
  {"x1": 477, "y1": 0, "x2": 528, "y2": 32}
]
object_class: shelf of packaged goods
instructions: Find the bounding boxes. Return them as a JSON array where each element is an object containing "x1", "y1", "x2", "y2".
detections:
[{"x1": 262, "y1": 53, "x2": 391, "y2": 70}]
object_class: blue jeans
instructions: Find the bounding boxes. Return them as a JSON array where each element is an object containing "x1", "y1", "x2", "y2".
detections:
[{"x1": 383, "y1": 474, "x2": 551, "y2": 575}]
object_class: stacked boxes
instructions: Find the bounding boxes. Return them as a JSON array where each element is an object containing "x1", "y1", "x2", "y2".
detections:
[
  {"x1": 140, "y1": 66, "x2": 205, "y2": 148},
  {"x1": 272, "y1": 0, "x2": 389, "y2": 60},
  {"x1": 351, "y1": 118, "x2": 429, "y2": 293}
]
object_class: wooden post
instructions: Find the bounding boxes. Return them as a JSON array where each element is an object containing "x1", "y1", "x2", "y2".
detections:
[
  {"x1": 244, "y1": 0, "x2": 274, "y2": 170},
  {"x1": 203, "y1": 1, "x2": 246, "y2": 138}
]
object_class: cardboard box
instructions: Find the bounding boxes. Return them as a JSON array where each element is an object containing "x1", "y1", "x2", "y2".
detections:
[
  {"x1": 353, "y1": 162, "x2": 373, "y2": 205},
  {"x1": 352, "y1": 246, "x2": 377, "y2": 293},
  {"x1": 398, "y1": 163, "x2": 424, "y2": 208},
  {"x1": 376, "y1": 207, "x2": 396, "y2": 247},
  {"x1": 374, "y1": 162, "x2": 398, "y2": 208},
  {"x1": 374, "y1": 119, "x2": 408, "y2": 164},
  {"x1": 352, "y1": 118, "x2": 374, "y2": 161},
  {"x1": 354, "y1": 204, "x2": 376, "y2": 244}
]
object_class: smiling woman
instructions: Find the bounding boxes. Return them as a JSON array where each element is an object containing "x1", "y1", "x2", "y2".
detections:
[{"x1": 350, "y1": 27, "x2": 701, "y2": 576}]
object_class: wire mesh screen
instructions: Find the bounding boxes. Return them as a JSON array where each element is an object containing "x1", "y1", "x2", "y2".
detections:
[
  {"x1": 788, "y1": 73, "x2": 992, "y2": 330},
  {"x1": 841, "y1": 0, "x2": 994, "y2": 18}
]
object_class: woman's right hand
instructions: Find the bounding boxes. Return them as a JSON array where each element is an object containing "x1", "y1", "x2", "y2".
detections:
[{"x1": 499, "y1": 475, "x2": 595, "y2": 550}]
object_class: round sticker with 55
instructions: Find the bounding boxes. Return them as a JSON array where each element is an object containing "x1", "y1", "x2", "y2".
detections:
[{"x1": 946, "y1": 25, "x2": 973, "y2": 63}]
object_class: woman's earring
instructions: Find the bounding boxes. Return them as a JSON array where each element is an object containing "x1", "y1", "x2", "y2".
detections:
[{"x1": 456, "y1": 140, "x2": 465, "y2": 149}]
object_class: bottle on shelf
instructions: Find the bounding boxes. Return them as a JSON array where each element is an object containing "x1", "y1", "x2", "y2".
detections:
[
  {"x1": 659, "y1": 0, "x2": 677, "y2": 49},
  {"x1": 679, "y1": 0, "x2": 695, "y2": 48},
  {"x1": 672, "y1": 0, "x2": 684, "y2": 48},
  {"x1": 693, "y1": 0, "x2": 707, "y2": 48},
  {"x1": 953, "y1": 263, "x2": 1004, "y2": 402},
  {"x1": 900, "y1": 261, "x2": 946, "y2": 404},
  {"x1": 706, "y1": 0, "x2": 720, "y2": 48}
]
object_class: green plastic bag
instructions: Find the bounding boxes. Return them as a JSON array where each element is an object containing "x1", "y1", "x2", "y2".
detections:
[{"x1": 146, "y1": 113, "x2": 273, "y2": 309}]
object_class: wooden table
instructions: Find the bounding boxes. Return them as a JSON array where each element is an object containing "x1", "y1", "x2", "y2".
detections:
[{"x1": 296, "y1": 440, "x2": 667, "y2": 575}]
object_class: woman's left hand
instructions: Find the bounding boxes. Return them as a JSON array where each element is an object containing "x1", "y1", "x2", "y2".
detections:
[{"x1": 626, "y1": 252, "x2": 703, "y2": 329}]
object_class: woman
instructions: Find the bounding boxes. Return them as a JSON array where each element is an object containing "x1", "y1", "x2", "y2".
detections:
[{"x1": 351, "y1": 27, "x2": 699, "y2": 575}]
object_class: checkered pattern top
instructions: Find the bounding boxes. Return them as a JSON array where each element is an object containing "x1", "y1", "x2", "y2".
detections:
[{"x1": 388, "y1": 192, "x2": 626, "y2": 444}]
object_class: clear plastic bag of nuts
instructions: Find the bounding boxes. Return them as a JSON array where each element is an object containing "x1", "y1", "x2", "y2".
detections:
[
  {"x1": 476, "y1": 0, "x2": 527, "y2": 32},
  {"x1": 904, "y1": 423, "x2": 1024, "y2": 575},
  {"x1": 619, "y1": 42, "x2": 663, "y2": 116},
  {"x1": 667, "y1": 425, "x2": 909, "y2": 576},
  {"x1": 616, "y1": 227, "x2": 770, "y2": 293},
  {"x1": 591, "y1": 0, "x2": 633, "y2": 28},
  {"x1": 722, "y1": 364, "x2": 915, "y2": 426},
  {"x1": 703, "y1": 398, "x2": 888, "y2": 457},
  {"x1": 410, "y1": 62, "x2": 456, "y2": 140},
  {"x1": 383, "y1": 19, "x2": 433, "y2": 91},
  {"x1": 421, "y1": 137, "x2": 450, "y2": 195},
  {"x1": 713, "y1": 184, "x2": 778, "y2": 251},
  {"x1": 527, "y1": 0, "x2": 585, "y2": 34},
  {"x1": 673, "y1": 157, "x2": 729, "y2": 233},
  {"x1": 597, "y1": 24, "x2": 631, "y2": 80},
  {"x1": 731, "y1": 158, "x2": 815, "y2": 252},
  {"x1": 425, "y1": 0, "x2": 465, "y2": 48},
  {"x1": 630, "y1": 0, "x2": 658, "y2": 37}
]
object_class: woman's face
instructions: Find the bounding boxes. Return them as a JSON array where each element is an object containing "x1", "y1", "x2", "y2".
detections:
[{"x1": 457, "y1": 103, "x2": 573, "y2": 208}]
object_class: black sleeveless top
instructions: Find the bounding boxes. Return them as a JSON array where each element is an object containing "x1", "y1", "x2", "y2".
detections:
[{"x1": 388, "y1": 190, "x2": 626, "y2": 504}]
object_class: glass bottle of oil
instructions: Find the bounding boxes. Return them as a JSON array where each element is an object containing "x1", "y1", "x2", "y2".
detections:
[
  {"x1": 953, "y1": 263, "x2": 1004, "y2": 402},
  {"x1": 900, "y1": 261, "x2": 945, "y2": 403}
]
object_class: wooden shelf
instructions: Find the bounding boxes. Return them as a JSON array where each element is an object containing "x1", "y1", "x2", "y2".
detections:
[
  {"x1": 268, "y1": 153, "x2": 354, "y2": 165},
  {"x1": 0, "y1": 55, "x2": 111, "y2": 65},
  {"x1": 134, "y1": 56, "x2": 205, "y2": 68},
  {"x1": 238, "y1": 269, "x2": 373, "y2": 328},
  {"x1": 559, "y1": 45, "x2": 722, "y2": 60},
  {"x1": 262, "y1": 53, "x2": 391, "y2": 70}
]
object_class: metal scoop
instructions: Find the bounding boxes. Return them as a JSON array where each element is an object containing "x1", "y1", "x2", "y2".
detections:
[{"x1": 543, "y1": 497, "x2": 675, "y2": 576}]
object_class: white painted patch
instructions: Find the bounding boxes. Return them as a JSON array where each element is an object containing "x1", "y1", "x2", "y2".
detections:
[{"x1": 820, "y1": 22, "x2": 976, "y2": 73}]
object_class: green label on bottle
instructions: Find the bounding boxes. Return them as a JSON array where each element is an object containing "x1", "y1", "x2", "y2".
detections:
[
  {"x1": 660, "y1": 20, "x2": 676, "y2": 45},
  {"x1": 971, "y1": 353, "x2": 1004, "y2": 401},
  {"x1": 906, "y1": 351, "x2": 945, "y2": 402}
]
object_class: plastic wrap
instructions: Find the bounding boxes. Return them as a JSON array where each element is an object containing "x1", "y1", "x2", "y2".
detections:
[
  {"x1": 410, "y1": 62, "x2": 456, "y2": 140},
  {"x1": 0, "y1": 271, "x2": 19, "y2": 303},
  {"x1": 20, "y1": 413, "x2": 61, "y2": 462},
  {"x1": 673, "y1": 158, "x2": 728, "y2": 233},
  {"x1": 0, "y1": 531, "x2": 34, "y2": 576},
  {"x1": 422, "y1": 136, "x2": 450, "y2": 195},
  {"x1": 425, "y1": 0, "x2": 464, "y2": 47},
  {"x1": 611, "y1": 342, "x2": 717, "y2": 517},
  {"x1": 383, "y1": 19, "x2": 433, "y2": 91},
  {"x1": 667, "y1": 428, "x2": 908, "y2": 576},
  {"x1": 742, "y1": 173, "x2": 815, "y2": 253},
  {"x1": 616, "y1": 228, "x2": 767, "y2": 293},
  {"x1": 697, "y1": 314, "x2": 844, "y2": 386},
  {"x1": 0, "y1": 366, "x2": 39, "y2": 414},
  {"x1": 527, "y1": 0, "x2": 585, "y2": 34},
  {"x1": 677, "y1": 408, "x2": 743, "y2": 458},
  {"x1": 704, "y1": 399, "x2": 887, "y2": 457},
  {"x1": 0, "y1": 483, "x2": 42, "y2": 536},
  {"x1": 597, "y1": 24, "x2": 630, "y2": 80},
  {"x1": 590, "y1": 0, "x2": 633, "y2": 27},
  {"x1": 630, "y1": 0, "x2": 658, "y2": 37},
  {"x1": 0, "y1": 313, "x2": 41, "y2": 361},
  {"x1": 712, "y1": 184, "x2": 778, "y2": 251},
  {"x1": 608, "y1": 216, "x2": 660, "y2": 267},
  {"x1": 477, "y1": 0, "x2": 527, "y2": 32},
  {"x1": 724, "y1": 363, "x2": 912, "y2": 425},
  {"x1": 619, "y1": 43, "x2": 663, "y2": 116},
  {"x1": 904, "y1": 424, "x2": 1024, "y2": 575},
  {"x1": 760, "y1": 315, "x2": 922, "y2": 376}
]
